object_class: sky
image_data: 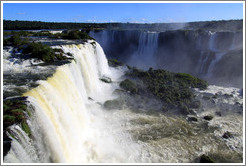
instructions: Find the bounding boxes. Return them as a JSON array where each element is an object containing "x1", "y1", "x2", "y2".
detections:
[{"x1": 3, "y1": 2, "x2": 244, "y2": 23}]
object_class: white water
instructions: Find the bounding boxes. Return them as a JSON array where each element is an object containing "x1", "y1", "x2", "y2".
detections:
[
  {"x1": 90, "y1": 30, "x2": 159, "y2": 69},
  {"x1": 4, "y1": 42, "x2": 142, "y2": 163},
  {"x1": 195, "y1": 85, "x2": 243, "y2": 154},
  {"x1": 3, "y1": 47, "x2": 47, "y2": 74},
  {"x1": 128, "y1": 32, "x2": 159, "y2": 69},
  {"x1": 134, "y1": 32, "x2": 159, "y2": 69},
  {"x1": 89, "y1": 30, "x2": 110, "y2": 49},
  {"x1": 3, "y1": 47, "x2": 56, "y2": 98},
  {"x1": 203, "y1": 32, "x2": 239, "y2": 78},
  {"x1": 204, "y1": 32, "x2": 222, "y2": 77},
  {"x1": 4, "y1": 41, "x2": 243, "y2": 163}
]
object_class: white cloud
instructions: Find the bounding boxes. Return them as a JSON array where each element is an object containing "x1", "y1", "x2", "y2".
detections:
[{"x1": 87, "y1": 19, "x2": 96, "y2": 23}]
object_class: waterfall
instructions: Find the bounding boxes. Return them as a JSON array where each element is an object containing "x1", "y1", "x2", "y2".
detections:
[
  {"x1": 208, "y1": 31, "x2": 218, "y2": 52},
  {"x1": 4, "y1": 42, "x2": 141, "y2": 163},
  {"x1": 89, "y1": 30, "x2": 110, "y2": 50},
  {"x1": 205, "y1": 32, "x2": 225, "y2": 77},
  {"x1": 90, "y1": 30, "x2": 159, "y2": 69},
  {"x1": 136, "y1": 32, "x2": 159, "y2": 61},
  {"x1": 128, "y1": 32, "x2": 159, "y2": 69},
  {"x1": 3, "y1": 40, "x2": 243, "y2": 163}
]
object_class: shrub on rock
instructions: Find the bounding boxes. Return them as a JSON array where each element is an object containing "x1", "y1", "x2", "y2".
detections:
[
  {"x1": 108, "y1": 59, "x2": 123, "y2": 67},
  {"x1": 120, "y1": 79, "x2": 138, "y2": 94},
  {"x1": 3, "y1": 98, "x2": 30, "y2": 136},
  {"x1": 125, "y1": 68, "x2": 208, "y2": 113},
  {"x1": 200, "y1": 154, "x2": 215, "y2": 163}
]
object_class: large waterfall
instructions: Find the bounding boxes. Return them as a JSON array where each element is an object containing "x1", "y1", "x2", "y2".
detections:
[
  {"x1": 3, "y1": 41, "x2": 243, "y2": 163},
  {"x1": 4, "y1": 42, "x2": 141, "y2": 163}
]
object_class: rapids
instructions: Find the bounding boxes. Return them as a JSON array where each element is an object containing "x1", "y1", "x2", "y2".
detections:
[{"x1": 3, "y1": 41, "x2": 243, "y2": 163}]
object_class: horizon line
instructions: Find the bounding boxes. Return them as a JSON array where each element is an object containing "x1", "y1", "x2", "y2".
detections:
[{"x1": 3, "y1": 18, "x2": 243, "y2": 24}]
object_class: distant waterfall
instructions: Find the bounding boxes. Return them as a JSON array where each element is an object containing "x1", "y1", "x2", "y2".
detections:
[
  {"x1": 3, "y1": 37, "x2": 243, "y2": 164},
  {"x1": 202, "y1": 32, "x2": 234, "y2": 78},
  {"x1": 128, "y1": 32, "x2": 159, "y2": 69},
  {"x1": 89, "y1": 30, "x2": 111, "y2": 50},
  {"x1": 90, "y1": 30, "x2": 159, "y2": 69},
  {"x1": 4, "y1": 42, "x2": 141, "y2": 163}
]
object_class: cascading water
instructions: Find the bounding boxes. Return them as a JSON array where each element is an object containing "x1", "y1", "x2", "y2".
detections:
[
  {"x1": 90, "y1": 29, "x2": 243, "y2": 88},
  {"x1": 204, "y1": 32, "x2": 239, "y2": 78},
  {"x1": 3, "y1": 42, "x2": 142, "y2": 163},
  {"x1": 90, "y1": 30, "x2": 159, "y2": 69},
  {"x1": 128, "y1": 32, "x2": 159, "y2": 69},
  {"x1": 205, "y1": 32, "x2": 223, "y2": 77},
  {"x1": 89, "y1": 30, "x2": 110, "y2": 50},
  {"x1": 3, "y1": 41, "x2": 243, "y2": 163}
]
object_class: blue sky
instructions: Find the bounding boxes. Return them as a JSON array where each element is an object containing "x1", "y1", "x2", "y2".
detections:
[{"x1": 3, "y1": 2, "x2": 244, "y2": 23}]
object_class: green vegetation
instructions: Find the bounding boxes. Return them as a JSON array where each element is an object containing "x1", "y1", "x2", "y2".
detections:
[
  {"x1": 3, "y1": 98, "x2": 31, "y2": 136},
  {"x1": 120, "y1": 79, "x2": 138, "y2": 94},
  {"x1": 108, "y1": 59, "x2": 123, "y2": 67},
  {"x1": 48, "y1": 30, "x2": 94, "y2": 40},
  {"x1": 59, "y1": 30, "x2": 94, "y2": 40},
  {"x1": 200, "y1": 154, "x2": 215, "y2": 163},
  {"x1": 21, "y1": 122, "x2": 31, "y2": 136},
  {"x1": 3, "y1": 34, "x2": 29, "y2": 47},
  {"x1": 3, "y1": 19, "x2": 243, "y2": 32},
  {"x1": 175, "y1": 73, "x2": 208, "y2": 90},
  {"x1": 3, "y1": 30, "x2": 77, "y2": 63},
  {"x1": 3, "y1": 29, "x2": 94, "y2": 41},
  {"x1": 3, "y1": 30, "x2": 52, "y2": 38},
  {"x1": 123, "y1": 67, "x2": 208, "y2": 112},
  {"x1": 3, "y1": 20, "x2": 108, "y2": 30},
  {"x1": 22, "y1": 42, "x2": 67, "y2": 62}
]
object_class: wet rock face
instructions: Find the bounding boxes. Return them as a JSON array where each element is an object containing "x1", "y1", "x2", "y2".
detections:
[
  {"x1": 156, "y1": 30, "x2": 243, "y2": 88},
  {"x1": 203, "y1": 115, "x2": 213, "y2": 121},
  {"x1": 156, "y1": 30, "x2": 200, "y2": 74},
  {"x1": 90, "y1": 30, "x2": 141, "y2": 62},
  {"x1": 187, "y1": 116, "x2": 198, "y2": 122},
  {"x1": 91, "y1": 29, "x2": 243, "y2": 88},
  {"x1": 3, "y1": 132, "x2": 11, "y2": 157},
  {"x1": 103, "y1": 99, "x2": 124, "y2": 110},
  {"x1": 222, "y1": 131, "x2": 233, "y2": 139},
  {"x1": 100, "y1": 76, "x2": 112, "y2": 83}
]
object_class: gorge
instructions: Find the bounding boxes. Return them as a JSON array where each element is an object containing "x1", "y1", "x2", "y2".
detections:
[
  {"x1": 89, "y1": 29, "x2": 243, "y2": 88},
  {"x1": 2, "y1": 20, "x2": 244, "y2": 163}
]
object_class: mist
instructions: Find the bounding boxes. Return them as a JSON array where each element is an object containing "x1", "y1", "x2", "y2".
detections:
[{"x1": 89, "y1": 23, "x2": 243, "y2": 89}]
